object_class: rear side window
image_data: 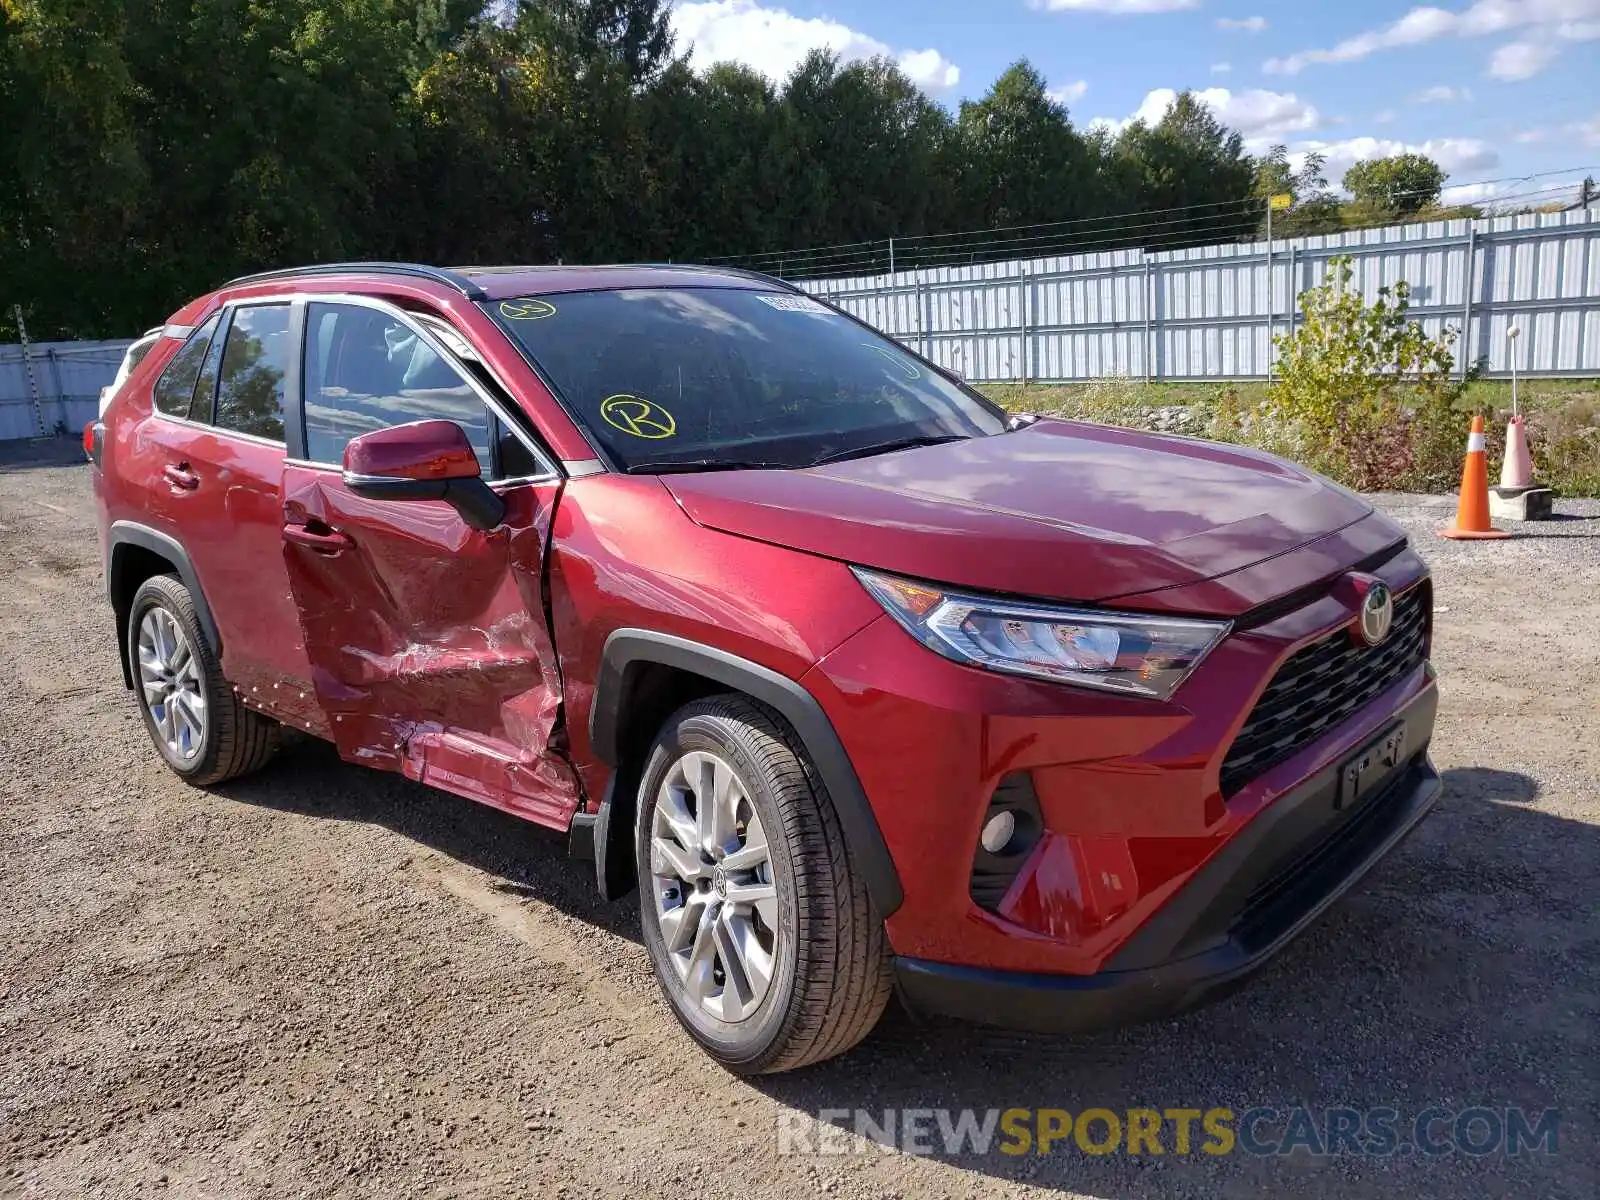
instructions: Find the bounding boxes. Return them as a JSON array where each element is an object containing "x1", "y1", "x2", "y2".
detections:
[
  {"x1": 213, "y1": 305, "x2": 291, "y2": 442},
  {"x1": 302, "y1": 302, "x2": 491, "y2": 469},
  {"x1": 152, "y1": 315, "x2": 221, "y2": 418}
]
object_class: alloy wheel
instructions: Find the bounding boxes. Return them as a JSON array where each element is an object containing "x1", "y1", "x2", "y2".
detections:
[
  {"x1": 137, "y1": 607, "x2": 206, "y2": 762},
  {"x1": 648, "y1": 750, "x2": 781, "y2": 1022}
]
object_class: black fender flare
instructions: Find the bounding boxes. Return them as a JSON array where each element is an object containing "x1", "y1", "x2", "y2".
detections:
[
  {"x1": 588, "y1": 629, "x2": 903, "y2": 918},
  {"x1": 107, "y1": 522, "x2": 222, "y2": 687}
]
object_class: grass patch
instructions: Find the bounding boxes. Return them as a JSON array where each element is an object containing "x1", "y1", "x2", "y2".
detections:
[{"x1": 982, "y1": 378, "x2": 1600, "y2": 497}]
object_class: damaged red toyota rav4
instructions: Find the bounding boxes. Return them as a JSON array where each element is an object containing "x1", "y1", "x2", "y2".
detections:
[{"x1": 90, "y1": 262, "x2": 1439, "y2": 1074}]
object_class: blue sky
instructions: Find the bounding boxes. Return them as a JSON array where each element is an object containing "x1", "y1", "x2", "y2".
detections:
[{"x1": 670, "y1": 0, "x2": 1600, "y2": 206}]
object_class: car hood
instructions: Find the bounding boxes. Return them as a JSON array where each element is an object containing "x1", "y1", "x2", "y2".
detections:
[{"x1": 661, "y1": 419, "x2": 1377, "y2": 610}]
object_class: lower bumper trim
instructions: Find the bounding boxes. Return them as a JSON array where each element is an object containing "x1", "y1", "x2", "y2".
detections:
[{"x1": 895, "y1": 757, "x2": 1442, "y2": 1034}]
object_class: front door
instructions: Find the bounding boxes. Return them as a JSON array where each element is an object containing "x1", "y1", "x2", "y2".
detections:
[{"x1": 279, "y1": 298, "x2": 578, "y2": 829}]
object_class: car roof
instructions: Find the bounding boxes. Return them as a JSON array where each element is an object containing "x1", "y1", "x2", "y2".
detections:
[
  {"x1": 455, "y1": 264, "x2": 782, "y2": 300},
  {"x1": 217, "y1": 262, "x2": 788, "y2": 304}
]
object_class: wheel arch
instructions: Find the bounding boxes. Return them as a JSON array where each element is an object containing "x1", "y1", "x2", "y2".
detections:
[
  {"x1": 588, "y1": 629, "x2": 903, "y2": 918},
  {"x1": 107, "y1": 523, "x2": 221, "y2": 689}
]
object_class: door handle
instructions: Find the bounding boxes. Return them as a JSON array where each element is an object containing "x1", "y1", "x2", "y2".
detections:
[
  {"x1": 283, "y1": 524, "x2": 351, "y2": 555},
  {"x1": 163, "y1": 463, "x2": 199, "y2": 490}
]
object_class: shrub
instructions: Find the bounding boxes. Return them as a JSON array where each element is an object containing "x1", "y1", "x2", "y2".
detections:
[
  {"x1": 1266, "y1": 256, "x2": 1471, "y2": 492},
  {"x1": 1527, "y1": 398, "x2": 1600, "y2": 496}
]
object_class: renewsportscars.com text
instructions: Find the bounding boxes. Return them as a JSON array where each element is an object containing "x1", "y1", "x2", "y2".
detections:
[{"x1": 777, "y1": 1106, "x2": 1561, "y2": 1158}]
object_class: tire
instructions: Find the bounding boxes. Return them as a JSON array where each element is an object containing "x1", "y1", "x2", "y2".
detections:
[
  {"x1": 126, "y1": 574, "x2": 279, "y2": 786},
  {"x1": 635, "y1": 694, "x2": 892, "y2": 1074}
]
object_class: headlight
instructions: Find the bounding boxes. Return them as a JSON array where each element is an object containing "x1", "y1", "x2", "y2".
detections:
[{"x1": 852, "y1": 567, "x2": 1231, "y2": 700}]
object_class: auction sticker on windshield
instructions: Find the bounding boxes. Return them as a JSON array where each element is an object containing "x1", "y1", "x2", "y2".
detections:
[{"x1": 757, "y1": 295, "x2": 832, "y2": 315}]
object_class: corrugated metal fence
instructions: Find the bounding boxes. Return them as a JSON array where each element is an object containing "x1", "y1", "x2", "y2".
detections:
[
  {"x1": 0, "y1": 338, "x2": 135, "y2": 441},
  {"x1": 801, "y1": 208, "x2": 1600, "y2": 384},
  {"x1": 5, "y1": 208, "x2": 1597, "y2": 440}
]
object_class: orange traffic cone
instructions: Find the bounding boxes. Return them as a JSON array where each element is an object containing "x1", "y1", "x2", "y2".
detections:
[{"x1": 1439, "y1": 415, "x2": 1511, "y2": 540}]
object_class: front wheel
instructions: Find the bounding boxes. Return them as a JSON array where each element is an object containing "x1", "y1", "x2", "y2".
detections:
[{"x1": 635, "y1": 695, "x2": 892, "y2": 1074}]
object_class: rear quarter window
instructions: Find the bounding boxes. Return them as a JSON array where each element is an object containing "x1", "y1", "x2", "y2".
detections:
[{"x1": 152, "y1": 315, "x2": 221, "y2": 419}]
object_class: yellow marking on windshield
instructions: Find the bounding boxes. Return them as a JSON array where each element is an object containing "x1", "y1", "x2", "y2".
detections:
[
  {"x1": 600, "y1": 394, "x2": 677, "y2": 439},
  {"x1": 499, "y1": 298, "x2": 557, "y2": 321}
]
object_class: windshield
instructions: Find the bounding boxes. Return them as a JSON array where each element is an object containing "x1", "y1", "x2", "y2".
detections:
[{"x1": 487, "y1": 288, "x2": 1006, "y2": 471}]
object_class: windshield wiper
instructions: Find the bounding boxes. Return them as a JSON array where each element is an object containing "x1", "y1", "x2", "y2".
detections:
[
  {"x1": 807, "y1": 433, "x2": 969, "y2": 467},
  {"x1": 623, "y1": 459, "x2": 794, "y2": 475}
]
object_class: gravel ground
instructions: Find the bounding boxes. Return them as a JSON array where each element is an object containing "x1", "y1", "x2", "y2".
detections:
[{"x1": 1, "y1": 447, "x2": 1597, "y2": 1199}]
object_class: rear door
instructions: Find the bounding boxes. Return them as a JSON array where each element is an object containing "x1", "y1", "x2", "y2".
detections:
[
  {"x1": 134, "y1": 302, "x2": 323, "y2": 732},
  {"x1": 279, "y1": 296, "x2": 579, "y2": 828}
]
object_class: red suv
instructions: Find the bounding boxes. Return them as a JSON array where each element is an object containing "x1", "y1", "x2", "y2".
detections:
[{"x1": 90, "y1": 262, "x2": 1440, "y2": 1074}]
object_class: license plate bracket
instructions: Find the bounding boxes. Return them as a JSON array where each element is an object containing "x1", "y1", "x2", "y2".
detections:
[{"x1": 1336, "y1": 721, "x2": 1407, "y2": 811}]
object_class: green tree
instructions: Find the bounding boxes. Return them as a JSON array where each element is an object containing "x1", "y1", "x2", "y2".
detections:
[
  {"x1": 781, "y1": 52, "x2": 958, "y2": 256},
  {"x1": 0, "y1": 0, "x2": 145, "y2": 338},
  {"x1": 1111, "y1": 91, "x2": 1256, "y2": 248},
  {"x1": 1342, "y1": 153, "x2": 1446, "y2": 217},
  {"x1": 955, "y1": 61, "x2": 1100, "y2": 241},
  {"x1": 1254, "y1": 144, "x2": 1343, "y2": 237},
  {"x1": 0, "y1": 1, "x2": 1307, "y2": 335},
  {"x1": 518, "y1": 0, "x2": 674, "y2": 83}
]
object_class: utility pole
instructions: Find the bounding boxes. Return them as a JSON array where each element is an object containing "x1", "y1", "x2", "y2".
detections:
[{"x1": 1266, "y1": 194, "x2": 1292, "y2": 372}]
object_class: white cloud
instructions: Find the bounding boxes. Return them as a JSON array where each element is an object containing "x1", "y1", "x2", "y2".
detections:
[
  {"x1": 1216, "y1": 15, "x2": 1268, "y2": 31},
  {"x1": 1413, "y1": 84, "x2": 1473, "y2": 102},
  {"x1": 1514, "y1": 127, "x2": 1548, "y2": 142},
  {"x1": 897, "y1": 48, "x2": 961, "y2": 90},
  {"x1": 1032, "y1": 0, "x2": 1198, "y2": 11},
  {"x1": 1288, "y1": 135, "x2": 1500, "y2": 184},
  {"x1": 1488, "y1": 38, "x2": 1561, "y2": 77},
  {"x1": 1264, "y1": 0, "x2": 1600, "y2": 76},
  {"x1": 1211, "y1": 61, "x2": 1233, "y2": 73},
  {"x1": 1093, "y1": 87, "x2": 1320, "y2": 144},
  {"x1": 1441, "y1": 181, "x2": 1508, "y2": 204},
  {"x1": 1373, "y1": 108, "x2": 1398, "y2": 124},
  {"x1": 1442, "y1": 174, "x2": 1591, "y2": 208},
  {"x1": 1574, "y1": 113, "x2": 1600, "y2": 146},
  {"x1": 1047, "y1": 80, "x2": 1089, "y2": 104},
  {"x1": 671, "y1": 0, "x2": 960, "y2": 92}
]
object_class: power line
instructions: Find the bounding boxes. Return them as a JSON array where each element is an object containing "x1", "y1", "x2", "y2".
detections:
[
  {"x1": 747, "y1": 179, "x2": 1594, "y2": 281},
  {"x1": 760, "y1": 184, "x2": 1586, "y2": 282},
  {"x1": 706, "y1": 164, "x2": 1600, "y2": 279}
]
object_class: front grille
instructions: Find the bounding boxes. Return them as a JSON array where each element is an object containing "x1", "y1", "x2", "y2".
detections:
[{"x1": 1219, "y1": 584, "x2": 1429, "y2": 797}]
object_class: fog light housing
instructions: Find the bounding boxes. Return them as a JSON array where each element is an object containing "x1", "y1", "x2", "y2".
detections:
[
  {"x1": 980, "y1": 810, "x2": 1017, "y2": 854},
  {"x1": 970, "y1": 773, "x2": 1044, "y2": 912}
]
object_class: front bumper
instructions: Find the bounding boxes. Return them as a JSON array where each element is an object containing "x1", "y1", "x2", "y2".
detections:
[{"x1": 895, "y1": 749, "x2": 1441, "y2": 1032}]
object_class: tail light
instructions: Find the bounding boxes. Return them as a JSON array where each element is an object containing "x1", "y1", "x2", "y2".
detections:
[{"x1": 84, "y1": 421, "x2": 105, "y2": 466}]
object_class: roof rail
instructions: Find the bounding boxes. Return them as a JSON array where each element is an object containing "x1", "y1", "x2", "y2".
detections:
[
  {"x1": 708, "y1": 265, "x2": 805, "y2": 293},
  {"x1": 223, "y1": 262, "x2": 488, "y2": 301},
  {"x1": 607, "y1": 263, "x2": 804, "y2": 293}
]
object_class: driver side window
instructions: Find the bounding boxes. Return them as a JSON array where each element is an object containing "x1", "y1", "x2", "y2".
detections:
[{"x1": 302, "y1": 303, "x2": 493, "y2": 470}]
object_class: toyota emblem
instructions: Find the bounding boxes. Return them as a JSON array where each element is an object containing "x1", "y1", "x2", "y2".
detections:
[{"x1": 1359, "y1": 580, "x2": 1394, "y2": 647}]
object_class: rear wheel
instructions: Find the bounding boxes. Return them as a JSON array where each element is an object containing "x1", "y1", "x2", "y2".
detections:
[
  {"x1": 127, "y1": 574, "x2": 279, "y2": 785},
  {"x1": 635, "y1": 695, "x2": 891, "y2": 1074}
]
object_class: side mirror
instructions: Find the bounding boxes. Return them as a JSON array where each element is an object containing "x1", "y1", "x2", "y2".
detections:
[{"x1": 341, "y1": 420, "x2": 505, "y2": 531}]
